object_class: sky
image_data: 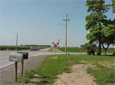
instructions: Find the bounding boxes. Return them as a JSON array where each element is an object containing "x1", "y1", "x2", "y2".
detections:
[{"x1": 0, "y1": 0, "x2": 115, "y2": 47}]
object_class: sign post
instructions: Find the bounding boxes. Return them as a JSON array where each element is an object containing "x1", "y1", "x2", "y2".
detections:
[
  {"x1": 54, "y1": 44, "x2": 57, "y2": 56},
  {"x1": 9, "y1": 52, "x2": 28, "y2": 82},
  {"x1": 15, "y1": 61, "x2": 17, "y2": 82},
  {"x1": 17, "y1": 52, "x2": 28, "y2": 77},
  {"x1": 9, "y1": 53, "x2": 23, "y2": 82},
  {"x1": 52, "y1": 42, "x2": 59, "y2": 56},
  {"x1": 21, "y1": 60, "x2": 24, "y2": 76}
]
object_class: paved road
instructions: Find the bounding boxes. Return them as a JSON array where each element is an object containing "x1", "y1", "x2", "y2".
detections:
[
  {"x1": 0, "y1": 48, "x2": 87, "y2": 69},
  {"x1": 0, "y1": 48, "x2": 64, "y2": 69}
]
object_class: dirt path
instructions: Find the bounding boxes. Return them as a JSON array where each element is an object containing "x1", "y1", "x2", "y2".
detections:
[
  {"x1": 26, "y1": 56, "x2": 97, "y2": 85},
  {"x1": 54, "y1": 64, "x2": 97, "y2": 85},
  {"x1": 26, "y1": 64, "x2": 97, "y2": 85}
]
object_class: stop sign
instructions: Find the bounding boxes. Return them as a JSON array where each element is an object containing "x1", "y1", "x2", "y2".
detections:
[{"x1": 54, "y1": 44, "x2": 57, "y2": 48}]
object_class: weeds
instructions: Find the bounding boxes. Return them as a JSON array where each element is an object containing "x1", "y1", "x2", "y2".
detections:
[
  {"x1": 87, "y1": 65, "x2": 115, "y2": 85},
  {"x1": 18, "y1": 54, "x2": 115, "y2": 85},
  {"x1": 36, "y1": 55, "x2": 71, "y2": 84},
  {"x1": 66, "y1": 55, "x2": 115, "y2": 85},
  {"x1": 20, "y1": 69, "x2": 37, "y2": 83}
]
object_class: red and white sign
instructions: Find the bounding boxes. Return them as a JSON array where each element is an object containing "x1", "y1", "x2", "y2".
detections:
[
  {"x1": 52, "y1": 42, "x2": 59, "y2": 48},
  {"x1": 52, "y1": 42, "x2": 54, "y2": 44},
  {"x1": 54, "y1": 44, "x2": 57, "y2": 48}
]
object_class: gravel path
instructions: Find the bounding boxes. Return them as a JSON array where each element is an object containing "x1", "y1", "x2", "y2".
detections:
[{"x1": 0, "y1": 55, "x2": 47, "y2": 85}]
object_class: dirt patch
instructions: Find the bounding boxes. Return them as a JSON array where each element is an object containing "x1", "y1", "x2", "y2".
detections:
[
  {"x1": 52, "y1": 48, "x2": 62, "y2": 52},
  {"x1": 25, "y1": 57, "x2": 97, "y2": 85},
  {"x1": 54, "y1": 64, "x2": 97, "y2": 85},
  {"x1": 65, "y1": 56, "x2": 75, "y2": 65},
  {"x1": 49, "y1": 56, "x2": 57, "y2": 59},
  {"x1": 25, "y1": 74, "x2": 42, "y2": 85}
]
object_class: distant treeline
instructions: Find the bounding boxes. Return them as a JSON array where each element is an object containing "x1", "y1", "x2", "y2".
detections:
[
  {"x1": 0, "y1": 45, "x2": 51, "y2": 50},
  {"x1": 0, "y1": 46, "x2": 30, "y2": 50},
  {"x1": 23, "y1": 44, "x2": 51, "y2": 47}
]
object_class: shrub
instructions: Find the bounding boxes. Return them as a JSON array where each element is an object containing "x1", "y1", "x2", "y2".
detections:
[{"x1": 83, "y1": 43, "x2": 97, "y2": 55}]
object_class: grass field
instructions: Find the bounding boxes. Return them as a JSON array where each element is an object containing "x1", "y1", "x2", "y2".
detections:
[
  {"x1": 57, "y1": 47, "x2": 115, "y2": 53},
  {"x1": 19, "y1": 54, "x2": 115, "y2": 85}
]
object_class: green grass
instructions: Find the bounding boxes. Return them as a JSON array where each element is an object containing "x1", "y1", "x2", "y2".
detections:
[
  {"x1": 18, "y1": 69, "x2": 37, "y2": 83},
  {"x1": 67, "y1": 55, "x2": 115, "y2": 64},
  {"x1": 18, "y1": 54, "x2": 115, "y2": 85},
  {"x1": 87, "y1": 65, "x2": 115, "y2": 85},
  {"x1": 97, "y1": 48, "x2": 115, "y2": 53},
  {"x1": 36, "y1": 55, "x2": 71, "y2": 84},
  {"x1": 58, "y1": 47, "x2": 115, "y2": 53},
  {"x1": 66, "y1": 55, "x2": 115, "y2": 85},
  {"x1": 58, "y1": 47, "x2": 87, "y2": 52}
]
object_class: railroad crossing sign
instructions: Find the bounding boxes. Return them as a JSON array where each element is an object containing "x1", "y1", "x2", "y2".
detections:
[
  {"x1": 54, "y1": 44, "x2": 57, "y2": 48},
  {"x1": 52, "y1": 42, "x2": 59, "y2": 48}
]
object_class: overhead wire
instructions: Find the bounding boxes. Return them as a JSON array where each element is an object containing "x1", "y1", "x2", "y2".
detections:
[
  {"x1": 68, "y1": 0, "x2": 78, "y2": 18},
  {"x1": 61, "y1": 0, "x2": 69, "y2": 19},
  {"x1": 61, "y1": 0, "x2": 80, "y2": 20},
  {"x1": 69, "y1": 0, "x2": 80, "y2": 19}
]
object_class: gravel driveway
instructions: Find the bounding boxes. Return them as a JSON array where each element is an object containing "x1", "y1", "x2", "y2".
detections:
[{"x1": 0, "y1": 55, "x2": 47, "y2": 85}]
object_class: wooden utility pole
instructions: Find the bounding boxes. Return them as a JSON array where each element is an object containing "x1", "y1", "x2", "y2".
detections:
[
  {"x1": 15, "y1": 33, "x2": 18, "y2": 81},
  {"x1": 62, "y1": 14, "x2": 71, "y2": 54},
  {"x1": 16, "y1": 33, "x2": 18, "y2": 51}
]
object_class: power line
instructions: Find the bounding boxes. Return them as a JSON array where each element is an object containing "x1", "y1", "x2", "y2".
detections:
[
  {"x1": 61, "y1": 0, "x2": 69, "y2": 19},
  {"x1": 68, "y1": 0, "x2": 78, "y2": 17},
  {"x1": 70, "y1": 0, "x2": 80, "y2": 19}
]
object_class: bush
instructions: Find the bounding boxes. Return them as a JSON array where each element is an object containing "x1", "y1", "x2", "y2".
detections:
[
  {"x1": 83, "y1": 43, "x2": 97, "y2": 55},
  {"x1": 87, "y1": 49, "x2": 95, "y2": 55}
]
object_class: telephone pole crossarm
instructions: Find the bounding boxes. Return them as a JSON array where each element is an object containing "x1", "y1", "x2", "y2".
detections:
[{"x1": 62, "y1": 19, "x2": 71, "y2": 21}]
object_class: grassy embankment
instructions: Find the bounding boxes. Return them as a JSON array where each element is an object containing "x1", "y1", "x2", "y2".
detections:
[{"x1": 18, "y1": 54, "x2": 115, "y2": 85}]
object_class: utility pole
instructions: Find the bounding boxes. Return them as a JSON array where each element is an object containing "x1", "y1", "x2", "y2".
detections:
[
  {"x1": 62, "y1": 14, "x2": 71, "y2": 54},
  {"x1": 16, "y1": 33, "x2": 18, "y2": 51},
  {"x1": 15, "y1": 32, "x2": 18, "y2": 82}
]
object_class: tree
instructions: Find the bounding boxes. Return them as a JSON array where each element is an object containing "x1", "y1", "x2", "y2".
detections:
[
  {"x1": 111, "y1": 0, "x2": 115, "y2": 13},
  {"x1": 101, "y1": 19, "x2": 115, "y2": 55},
  {"x1": 85, "y1": 0, "x2": 111, "y2": 55},
  {"x1": 101, "y1": 0, "x2": 115, "y2": 55}
]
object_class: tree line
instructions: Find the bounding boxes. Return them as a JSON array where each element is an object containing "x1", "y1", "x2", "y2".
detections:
[{"x1": 22, "y1": 44, "x2": 51, "y2": 48}]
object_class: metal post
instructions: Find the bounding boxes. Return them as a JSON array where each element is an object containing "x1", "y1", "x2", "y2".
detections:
[
  {"x1": 15, "y1": 62, "x2": 17, "y2": 82},
  {"x1": 21, "y1": 60, "x2": 24, "y2": 76}
]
